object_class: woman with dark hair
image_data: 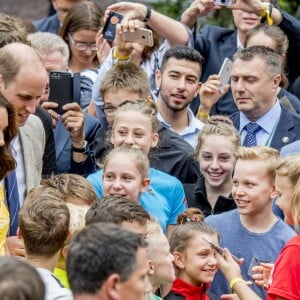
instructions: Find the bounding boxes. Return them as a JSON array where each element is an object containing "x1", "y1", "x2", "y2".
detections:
[
  {"x1": 0, "y1": 93, "x2": 17, "y2": 256},
  {"x1": 59, "y1": 1, "x2": 104, "y2": 73}
]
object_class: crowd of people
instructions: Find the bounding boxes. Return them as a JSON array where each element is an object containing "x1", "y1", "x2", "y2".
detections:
[{"x1": 0, "y1": 0, "x2": 299, "y2": 299}]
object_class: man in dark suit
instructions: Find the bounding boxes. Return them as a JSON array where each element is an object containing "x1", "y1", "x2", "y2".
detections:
[
  {"x1": 181, "y1": 0, "x2": 300, "y2": 115},
  {"x1": 33, "y1": 0, "x2": 85, "y2": 34},
  {"x1": 230, "y1": 46, "x2": 300, "y2": 151}
]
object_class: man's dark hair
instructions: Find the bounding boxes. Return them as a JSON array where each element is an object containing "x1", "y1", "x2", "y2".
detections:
[
  {"x1": 0, "y1": 257, "x2": 45, "y2": 300},
  {"x1": 85, "y1": 196, "x2": 151, "y2": 226},
  {"x1": 67, "y1": 223, "x2": 147, "y2": 295},
  {"x1": 160, "y1": 45, "x2": 204, "y2": 73}
]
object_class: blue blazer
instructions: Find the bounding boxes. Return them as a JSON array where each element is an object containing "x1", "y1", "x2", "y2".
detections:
[
  {"x1": 54, "y1": 113, "x2": 101, "y2": 176},
  {"x1": 33, "y1": 14, "x2": 60, "y2": 34},
  {"x1": 231, "y1": 107, "x2": 300, "y2": 151},
  {"x1": 192, "y1": 12, "x2": 300, "y2": 115}
]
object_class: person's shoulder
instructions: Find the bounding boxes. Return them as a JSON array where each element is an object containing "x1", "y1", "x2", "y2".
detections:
[
  {"x1": 273, "y1": 218, "x2": 297, "y2": 236},
  {"x1": 150, "y1": 168, "x2": 182, "y2": 186},
  {"x1": 87, "y1": 170, "x2": 102, "y2": 182},
  {"x1": 158, "y1": 124, "x2": 194, "y2": 155},
  {"x1": 281, "y1": 140, "x2": 300, "y2": 156},
  {"x1": 198, "y1": 24, "x2": 236, "y2": 38},
  {"x1": 33, "y1": 14, "x2": 60, "y2": 33},
  {"x1": 205, "y1": 209, "x2": 237, "y2": 224},
  {"x1": 22, "y1": 114, "x2": 44, "y2": 134}
]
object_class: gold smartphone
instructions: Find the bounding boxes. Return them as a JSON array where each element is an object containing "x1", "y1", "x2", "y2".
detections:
[{"x1": 122, "y1": 28, "x2": 154, "y2": 47}]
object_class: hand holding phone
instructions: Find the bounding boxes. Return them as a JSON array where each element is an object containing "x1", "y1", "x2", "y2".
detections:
[
  {"x1": 217, "y1": 57, "x2": 233, "y2": 93},
  {"x1": 202, "y1": 237, "x2": 240, "y2": 263},
  {"x1": 48, "y1": 71, "x2": 80, "y2": 115},
  {"x1": 102, "y1": 11, "x2": 123, "y2": 41}
]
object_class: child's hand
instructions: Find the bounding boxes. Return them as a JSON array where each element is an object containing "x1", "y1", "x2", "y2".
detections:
[
  {"x1": 216, "y1": 247, "x2": 243, "y2": 282},
  {"x1": 252, "y1": 262, "x2": 274, "y2": 289}
]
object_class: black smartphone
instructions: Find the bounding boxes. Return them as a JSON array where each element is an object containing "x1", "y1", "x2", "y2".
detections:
[
  {"x1": 49, "y1": 71, "x2": 74, "y2": 115},
  {"x1": 102, "y1": 11, "x2": 123, "y2": 41}
]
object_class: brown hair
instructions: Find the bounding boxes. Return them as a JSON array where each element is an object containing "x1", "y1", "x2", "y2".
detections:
[
  {"x1": 176, "y1": 207, "x2": 205, "y2": 225},
  {"x1": 169, "y1": 222, "x2": 220, "y2": 274},
  {"x1": 276, "y1": 155, "x2": 300, "y2": 228},
  {"x1": 0, "y1": 13, "x2": 27, "y2": 48},
  {"x1": 85, "y1": 195, "x2": 151, "y2": 226},
  {"x1": 0, "y1": 94, "x2": 17, "y2": 180},
  {"x1": 59, "y1": 1, "x2": 103, "y2": 65},
  {"x1": 235, "y1": 146, "x2": 279, "y2": 182},
  {"x1": 100, "y1": 62, "x2": 150, "y2": 99},
  {"x1": 19, "y1": 186, "x2": 70, "y2": 257},
  {"x1": 41, "y1": 173, "x2": 97, "y2": 206}
]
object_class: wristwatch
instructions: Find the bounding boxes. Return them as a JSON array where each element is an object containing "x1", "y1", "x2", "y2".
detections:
[{"x1": 71, "y1": 140, "x2": 89, "y2": 154}]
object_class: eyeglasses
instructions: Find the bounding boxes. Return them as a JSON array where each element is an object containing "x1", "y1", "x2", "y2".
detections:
[
  {"x1": 102, "y1": 105, "x2": 118, "y2": 115},
  {"x1": 68, "y1": 33, "x2": 97, "y2": 51}
]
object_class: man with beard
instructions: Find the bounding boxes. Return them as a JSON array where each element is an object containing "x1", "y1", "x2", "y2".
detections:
[{"x1": 156, "y1": 46, "x2": 204, "y2": 148}]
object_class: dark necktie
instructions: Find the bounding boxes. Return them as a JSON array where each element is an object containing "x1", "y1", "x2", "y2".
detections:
[
  {"x1": 243, "y1": 122, "x2": 261, "y2": 147},
  {"x1": 5, "y1": 169, "x2": 20, "y2": 236}
]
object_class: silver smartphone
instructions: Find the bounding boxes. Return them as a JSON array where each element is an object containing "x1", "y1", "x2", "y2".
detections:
[
  {"x1": 218, "y1": 57, "x2": 233, "y2": 93},
  {"x1": 202, "y1": 237, "x2": 240, "y2": 263},
  {"x1": 214, "y1": 0, "x2": 232, "y2": 6},
  {"x1": 122, "y1": 28, "x2": 154, "y2": 47}
]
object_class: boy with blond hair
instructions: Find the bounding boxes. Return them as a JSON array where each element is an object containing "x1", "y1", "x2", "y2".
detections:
[
  {"x1": 205, "y1": 146, "x2": 295, "y2": 299},
  {"x1": 41, "y1": 174, "x2": 96, "y2": 289}
]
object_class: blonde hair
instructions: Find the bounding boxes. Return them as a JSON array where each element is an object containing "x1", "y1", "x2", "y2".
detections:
[
  {"x1": 196, "y1": 115, "x2": 240, "y2": 157},
  {"x1": 41, "y1": 174, "x2": 97, "y2": 206},
  {"x1": 103, "y1": 146, "x2": 150, "y2": 179},
  {"x1": 235, "y1": 146, "x2": 279, "y2": 182},
  {"x1": 276, "y1": 155, "x2": 300, "y2": 227},
  {"x1": 114, "y1": 99, "x2": 159, "y2": 133},
  {"x1": 66, "y1": 203, "x2": 89, "y2": 235}
]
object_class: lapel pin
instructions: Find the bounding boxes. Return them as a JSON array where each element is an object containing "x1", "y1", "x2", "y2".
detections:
[{"x1": 282, "y1": 137, "x2": 289, "y2": 144}]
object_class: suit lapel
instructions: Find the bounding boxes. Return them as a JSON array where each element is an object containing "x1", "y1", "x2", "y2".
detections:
[{"x1": 271, "y1": 109, "x2": 295, "y2": 150}]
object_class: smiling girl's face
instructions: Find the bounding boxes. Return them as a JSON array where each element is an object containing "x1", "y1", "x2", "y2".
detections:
[
  {"x1": 174, "y1": 232, "x2": 219, "y2": 286},
  {"x1": 111, "y1": 110, "x2": 159, "y2": 155},
  {"x1": 199, "y1": 135, "x2": 236, "y2": 189}
]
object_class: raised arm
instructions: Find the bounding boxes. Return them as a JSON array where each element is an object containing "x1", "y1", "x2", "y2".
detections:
[
  {"x1": 107, "y1": 2, "x2": 189, "y2": 46},
  {"x1": 181, "y1": 0, "x2": 216, "y2": 28}
]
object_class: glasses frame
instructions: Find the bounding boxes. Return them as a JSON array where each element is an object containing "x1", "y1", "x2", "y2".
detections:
[{"x1": 67, "y1": 33, "x2": 97, "y2": 52}]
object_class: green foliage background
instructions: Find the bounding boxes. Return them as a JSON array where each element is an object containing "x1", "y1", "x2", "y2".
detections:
[{"x1": 152, "y1": 0, "x2": 299, "y2": 28}]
